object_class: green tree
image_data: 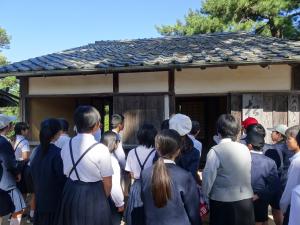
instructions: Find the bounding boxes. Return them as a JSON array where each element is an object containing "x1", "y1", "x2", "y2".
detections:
[
  {"x1": 0, "y1": 26, "x2": 19, "y2": 118},
  {"x1": 157, "y1": 0, "x2": 300, "y2": 39}
]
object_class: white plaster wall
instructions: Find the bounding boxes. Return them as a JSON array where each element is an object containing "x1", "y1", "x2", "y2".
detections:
[
  {"x1": 28, "y1": 74, "x2": 113, "y2": 95},
  {"x1": 175, "y1": 65, "x2": 291, "y2": 94},
  {"x1": 119, "y1": 71, "x2": 168, "y2": 93}
]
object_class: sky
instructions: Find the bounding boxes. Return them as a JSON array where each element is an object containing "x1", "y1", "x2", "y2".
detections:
[{"x1": 0, "y1": 0, "x2": 200, "y2": 63}]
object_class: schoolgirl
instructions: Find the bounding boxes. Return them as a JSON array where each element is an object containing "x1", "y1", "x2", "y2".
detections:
[
  {"x1": 30, "y1": 118, "x2": 66, "y2": 225},
  {"x1": 57, "y1": 105, "x2": 113, "y2": 225},
  {"x1": 0, "y1": 114, "x2": 26, "y2": 225},
  {"x1": 101, "y1": 131, "x2": 124, "y2": 225},
  {"x1": 141, "y1": 129, "x2": 201, "y2": 225},
  {"x1": 124, "y1": 123, "x2": 157, "y2": 225}
]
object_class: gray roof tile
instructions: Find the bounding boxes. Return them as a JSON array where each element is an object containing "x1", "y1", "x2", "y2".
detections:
[{"x1": 1, "y1": 32, "x2": 300, "y2": 74}]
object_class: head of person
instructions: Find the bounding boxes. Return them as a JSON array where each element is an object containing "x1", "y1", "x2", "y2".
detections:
[
  {"x1": 285, "y1": 125, "x2": 300, "y2": 152},
  {"x1": 58, "y1": 118, "x2": 69, "y2": 133},
  {"x1": 39, "y1": 118, "x2": 62, "y2": 156},
  {"x1": 152, "y1": 129, "x2": 181, "y2": 208},
  {"x1": 101, "y1": 131, "x2": 120, "y2": 153},
  {"x1": 74, "y1": 105, "x2": 101, "y2": 134},
  {"x1": 137, "y1": 123, "x2": 157, "y2": 148},
  {"x1": 246, "y1": 123, "x2": 266, "y2": 137},
  {"x1": 216, "y1": 114, "x2": 240, "y2": 141},
  {"x1": 190, "y1": 121, "x2": 200, "y2": 137},
  {"x1": 0, "y1": 114, "x2": 16, "y2": 135},
  {"x1": 111, "y1": 114, "x2": 125, "y2": 132},
  {"x1": 242, "y1": 117, "x2": 258, "y2": 134},
  {"x1": 169, "y1": 114, "x2": 193, "y2": 153},
  {"x1": 268, "y1": 124, "x2": 288, "y2": 143},
  {"x1": 160, "y1": 119, "x2": 169, "y2": 130},
  {"x1": 246, "y1": 131, "x2": 265, "y2": 152},
  {"x1": 14, "y1": 122, "x2": 30, "y2": 137}
]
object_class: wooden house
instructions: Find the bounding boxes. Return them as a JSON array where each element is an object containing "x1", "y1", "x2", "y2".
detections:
[{"x1": 1, "y1": 32, "x2": 300, "y2": 156}]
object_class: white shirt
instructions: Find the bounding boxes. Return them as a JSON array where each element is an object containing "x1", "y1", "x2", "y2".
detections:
[
  {"x1": 14, "y1": 135, "x2": 30, "y2": 160},
  {"x1": 111, "y1": 153, "x2": 124, "y2": 207},
  {"x1": 112, "y1": 130, "x2": 126, "y2": 169},
  {"x1": 61, "y1": 133, "x2": 113, "y2": 182},
  {"x1": 289, "y1": 185, "x2": 300, "y2": 225},
  {"x1": 188, "y1": 134, "x2": 202, "y2": 157},
  {"x1": 125, "y1": 145, "x2": 156, "y2": 179},
  {"x1": 280, "y1": 151, "x2": 300, "y2": 213},
  {"x1": 54, "y1": 133, "x2": 70, "y2": 149}
]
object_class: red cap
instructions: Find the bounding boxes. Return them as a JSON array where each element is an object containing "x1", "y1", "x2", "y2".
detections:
[{"x1": 242, "y1": 117, "x2": 258, "y2": 129}]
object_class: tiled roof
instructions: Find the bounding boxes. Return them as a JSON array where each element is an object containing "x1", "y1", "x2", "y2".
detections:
[{"x1": 1, "y1": 32, "x2": 300, "y2": 75}]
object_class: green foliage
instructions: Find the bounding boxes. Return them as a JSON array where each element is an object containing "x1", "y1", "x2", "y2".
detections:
[
  {"x1": 157, "y1": 0, "x2": 300, "y2": 39},
  {"x1": 0, "y1": 26, "x2": 19, "y2": 119}
]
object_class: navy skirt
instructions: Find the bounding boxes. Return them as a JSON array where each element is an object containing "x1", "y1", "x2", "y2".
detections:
[
  {"x1": 0, "y1": 189, "x2": 15, "y2": 216},
  {"x1": 57, "y1": 179, "x2": 112, "y2": 225},
  {"x1": 34, "y1": 211, "x2": 57, "y2": 225}
]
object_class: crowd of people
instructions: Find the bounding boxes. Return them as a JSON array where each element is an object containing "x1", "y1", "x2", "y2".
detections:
[{"x1": 0, "y1": 105, "x2": 299, "y2": 225}]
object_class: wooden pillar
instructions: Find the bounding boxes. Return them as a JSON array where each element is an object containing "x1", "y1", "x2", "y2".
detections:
[
  {"x1": 168, "y1": 69, "x2": 175, "y2": 115},
  {"x1": 19, "y1": 77, "x2": 29, "y2": 122},
  {"x1": 113, "y1": 72, "x2": 119, "y2": 93},
  {"x1": 230, "y1": 93, "x2": 242, "y2": 124}
]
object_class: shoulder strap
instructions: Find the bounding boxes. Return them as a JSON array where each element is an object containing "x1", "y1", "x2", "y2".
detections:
[
  {"x1": 14, "y1": 138, "x2": 25, "y2": 152},
  {"x1": 68, "y1": 138, "x2": 99, "y2": 180},
  {"x1": 135, "y1": 148, "x2": 156, "y2": 171}
]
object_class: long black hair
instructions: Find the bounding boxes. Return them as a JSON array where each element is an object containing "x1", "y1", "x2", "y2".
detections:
[{"x1": 39, "y1": 118, "x2": 62, "y2": 156}]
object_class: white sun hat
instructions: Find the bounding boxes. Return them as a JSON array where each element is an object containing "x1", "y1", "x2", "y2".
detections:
[
  {"x1": 0, "y1": 114, "x2": 17, "y2": 129},
  {"x1": 169, "y1": 113, "x2": 192, "y2": 136}
]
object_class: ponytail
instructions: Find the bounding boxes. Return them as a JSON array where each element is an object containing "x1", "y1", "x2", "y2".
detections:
[
  {"x1": 151, "y1": 157, "x2": 172, "y2": 208},
  {"x1": 39, "y1": 118, "x2": 61, "y2": 156}
]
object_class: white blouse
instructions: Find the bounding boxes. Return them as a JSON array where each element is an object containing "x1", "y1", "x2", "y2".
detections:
[
  {"x1": 111, "y1": 153, "x2": 124, "y2": 207},
  {"x1": 61, "y1": 133, "x2": 113, "y2": 182},
  {"x1": 125, "y1": 145, "x2": 155, "y2": 179},
  {"x1": 14, "y1": 135, "x2": 30, "y2": 160}
]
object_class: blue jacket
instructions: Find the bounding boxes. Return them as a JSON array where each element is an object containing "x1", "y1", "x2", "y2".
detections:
[
  {"x1": 141, "y1": 163, "x2": 202, "y2": 225},
  {"x1": 30, "y1": 144, "x2": 66, "y2": 212},
  {"x1": 0, "y1": 136, "x2": 19, "y2": 191},
  {"x1": 251, "y1": 152, "x2": 280, "y2": 202},
  {"x1": 176, "y1": 147, "x2": 200, "y2": 180}
]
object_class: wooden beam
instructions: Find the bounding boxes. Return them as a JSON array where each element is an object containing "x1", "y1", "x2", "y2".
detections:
[
  {"x1": 19, "y1": 77, "x2": 29, "y2": 122},
  {"x1": 291, "y1": 65, "x2": 300, "y2": 90},
  {"x1": 168, "y1": 69, "x2": 175, "y2": 115},
  {"x1": 113, "y1": 72, "x2": 119, "y2": 93}
]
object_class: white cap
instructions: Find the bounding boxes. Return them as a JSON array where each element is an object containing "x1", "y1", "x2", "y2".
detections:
[
  {"x1": 0, "y1": 114, "x2": 16, "y2": 129},
  {"x1": 268, "y1": 124, "x2": 288, "y2": 136},
  {"x1": 169, "y1": 114, "x2": 192, "y2": 136}
]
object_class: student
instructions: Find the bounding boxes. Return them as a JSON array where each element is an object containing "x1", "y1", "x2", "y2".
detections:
[
  {"x1": 188, "y1": 121, "x2": 202, "y2": 157},
  {"x1": 240, "y1": 117, "x2": 258, "y2": 144},
  {"x1": 101, "y1": 131, "x2": 124, "y2": 225},
  {"x1": 0, "y1": 114, "x2": 26, "y2": 225},
  {"x1": 13, "y1": 122, "x2": 30, "y2": 161},
  {"x1": 246, "y1": 131, "x2": 279, "y2": 225},
  {"x1": 124, "y1": 123, "x2": 157, "y2": 225},
  {"x1": 111, "y1": 114, "x2": 126, "y2": 169},
  {"x1": 289, "y1": 185, "x2": 300, "y2": 225},
  {"x1": 57, "y1": 106, "x2": 113, "y2": 225},
  {"x1": 30, "y1": 118, "x2": 66, "y2": 225},
  {"x1": 169, "y1": 114, "x2": 200, "y2": 181},
  {"x1": 280, "y1": 125, "x2": 300, "y2": 225},
  {"x1": 0, "y1": 163, "x2": 15, "y2": 225},
  {"x1": 203, "y1": 114, "x2": 254, "y2": 225},
  {"x1": 141, "y1": 129, "x2": 201, "y2": 225},
  {"x1": 54, "y1": 118, "x2": 70, "y2": 149}
]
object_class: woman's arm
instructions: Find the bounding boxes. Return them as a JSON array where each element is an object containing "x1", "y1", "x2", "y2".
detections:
[{"x1": 102, "y1": 176, "x2": 112, "y2": 197}]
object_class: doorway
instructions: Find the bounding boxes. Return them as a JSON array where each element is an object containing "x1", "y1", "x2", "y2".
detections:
[{"x1": 176, "y1": 96, "x2": 228, "y2": 167}]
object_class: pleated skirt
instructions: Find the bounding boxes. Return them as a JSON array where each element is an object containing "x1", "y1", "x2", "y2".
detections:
[
  {"x1": 0, "y1": 189, "x2": 15, "y2": 216},
  {"x1": 124, "y1": 180, "x2": 144, "y2": 225},
  {"x1": 34, "y1": 211, "x2": 57, "y2": 225},
  {"x1": 8, "y1": 188, "x2": 26, "y2": 213},
  {"x1": 57, "y1": 179, "x2": 112, "y2": 225}
]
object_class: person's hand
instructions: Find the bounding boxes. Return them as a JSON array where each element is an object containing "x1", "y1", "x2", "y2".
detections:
[
  {"x1": 117, "y1": 205, "x2": 125, "y2": 213},
  {"x1": 16, "y1": 174, "x2": 21, "y2": 182},
  {"x1": 252, "y1": 194, "x2": 259, "y2": 201}
]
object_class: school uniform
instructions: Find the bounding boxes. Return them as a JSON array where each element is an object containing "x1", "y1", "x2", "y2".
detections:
[
  {"x1": 176, "y1": 146, "x2": 200, "y2": 180},
  {"x1": 250, "y1": 151, "x2": 280, "y2": 222},
  {"x1": 289, "y1": 185, "x2": 300, "y2": 225},
  {"x1": 124, "y1": 146, "x2": 156, "y2": 225},
  {"x1": 57, "y1": 133, "x2": 114, "y2": 225},
  {"x1": 54, "y1": 133, "x2": 70, "y2": 150},
  {"x1": 112, "y1": 130, "x2": 126, "y2": 169},
  {"x1": 0, "y1": 135, "x2": 26, "y2": 213},
  {"x1": 30, "y1": 143, "x2": 66, "y2": 225},
  {"x1": 0, "y1": 163, "x2": 15, "y2": 216},
  {"x1": 188, "y1": 135, "x2": 202, "y2": 157},
  {"x1": 109, "y1": 153, "x2": 124, "y2": 225},
  {"x1": 141, "y1": 159, "x2": 202, "y2": 225}
]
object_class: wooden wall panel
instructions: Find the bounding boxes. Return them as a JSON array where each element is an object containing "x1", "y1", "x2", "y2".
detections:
[
  {"x1": 242, "y1": 94, "x2": 263, "y2": 122},
  {"x1": 230, "y1": 94, "x2": 242, "y2": 125},
  {"x1": 113, "y1": 95, "x2": 165, "y2": 145},
  {"x1": 273, "y1": 95, "x2": 288, "y2": 125},
  {"x1": 262, "y1": 95, "x2": 273, "y2": 144},
  {"x1": 288, "y1": 94, "x2": 300, "y2": 127}
]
